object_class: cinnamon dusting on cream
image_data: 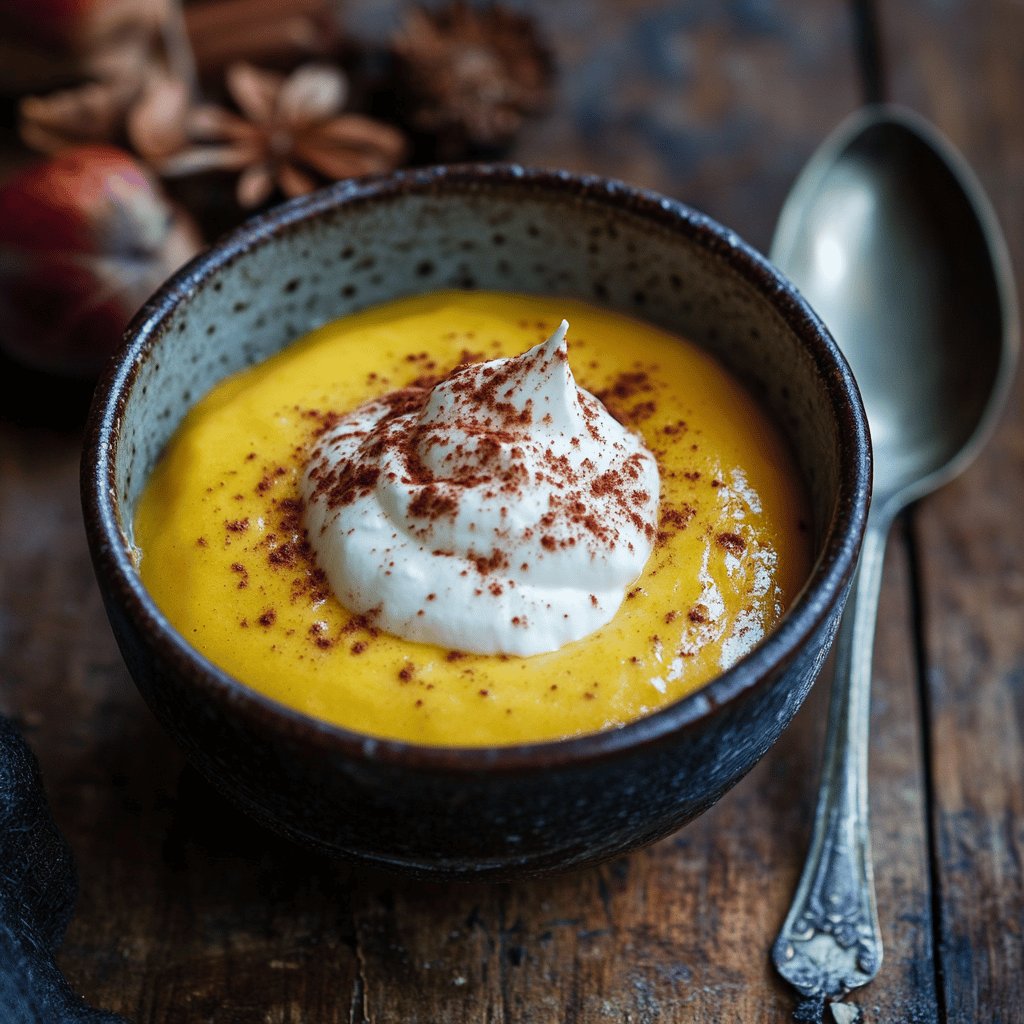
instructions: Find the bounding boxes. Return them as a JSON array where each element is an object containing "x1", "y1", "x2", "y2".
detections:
[{"x1": 300, "y1": 320, "x2": 661, "y2": 656}]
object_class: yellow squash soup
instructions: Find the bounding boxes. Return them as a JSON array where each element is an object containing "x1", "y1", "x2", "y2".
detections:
[{"x1": 135, "y1": 292, "x2": 811, "y2": 745}]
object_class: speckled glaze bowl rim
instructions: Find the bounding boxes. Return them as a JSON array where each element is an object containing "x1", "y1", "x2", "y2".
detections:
[{"x1": 82, "y1": 164, "x2": 871, "y2": 774}]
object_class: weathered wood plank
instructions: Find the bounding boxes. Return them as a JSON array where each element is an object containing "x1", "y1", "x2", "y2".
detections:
[
  {"x1": 877, "y1": 1, "x2": 1024, "y2": 1018},
  {"x1": 858, "y1": 523, "x2": 940, "y2": 1023},
  {"x1": 0, "y1": 1, "x2": 952, "y2": 1020}
]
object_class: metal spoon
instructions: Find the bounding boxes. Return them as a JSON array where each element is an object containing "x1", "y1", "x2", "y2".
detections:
[{"x1": 770, "y1": 105, "x2": 1018, "y2": 1007}]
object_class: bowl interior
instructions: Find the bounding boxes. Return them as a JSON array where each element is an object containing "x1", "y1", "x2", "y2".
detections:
[{"x1": 113, "y1": 173, "x2": 845, "y2": 582}]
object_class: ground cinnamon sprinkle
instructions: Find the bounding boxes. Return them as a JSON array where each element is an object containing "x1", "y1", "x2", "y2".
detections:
[
  {"x1": 275, "y1": 497, "x2": 303, "y2": 531},
  {"x1": 622, "y1": 400, "x2": 656, "y2": 424},
  {"x1": 409, "y1": 484, "x2": 459, "y2": 520},
  {"x1": 220, "y1": 455, "x2": 346, "y2": 644},
  {"x1": 291, "y1": 566, "x2": 330, "y2": 606},
  {"x1": 717, "y1": 531, "x2": 746, "y2": 556},
  {"x1": 662, "y1": 504, "x2": 695, "y2": 530},
  {"x1": 472, "y1": 548, "x2": 509, "y2": 574},
  {"x1": 255, "y1": 466, "x2": 289, "y2": 495},
  {"x1": 657, "y1": 503, "x2": 696, "y2": 544},
  {"x1": 306, "y1": 622, "x2": 333, "y2": 649},
  {"x1": 341, "y1": 612, "x2": 381, "y2": 638},
  {"x1": 591, "y1": 470, "x2": 620, "y2": 496},
  {"x1": 226, "y1": 335, "x2": 667, "y2": 660},
  {"x1": 594, "y1": 370, "x2": 661, "y2": 427},
  {"x1": 596, "y1": 370, "x2": 653, "y2": 403},
  {"x1": 237, "y1": 494, "x2": 331, "y2": 610},
  {"x1": 268, "y1": 543, "x2": 302, "y2": 568}
]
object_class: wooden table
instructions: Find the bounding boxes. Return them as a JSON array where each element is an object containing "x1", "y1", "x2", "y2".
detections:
[{"x1": 2, "y1": 1, "x2": 1021, "y2": 1020}]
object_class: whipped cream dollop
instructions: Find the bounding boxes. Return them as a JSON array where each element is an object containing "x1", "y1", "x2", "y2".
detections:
[{"x1": 301, "y1": 321, "x2": 660, "y2": 655}]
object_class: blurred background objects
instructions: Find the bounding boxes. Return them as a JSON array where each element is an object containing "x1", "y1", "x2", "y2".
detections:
[{"x1": 0, "y1": 0, "x2": 555, "y2": 374}]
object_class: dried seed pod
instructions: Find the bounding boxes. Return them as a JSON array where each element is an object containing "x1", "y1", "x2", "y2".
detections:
[
  {"x1": 140, "y1": 62, "x2": 408, "y2": 209},
  {"x1": 390, "y1": 1, "x2": 555, "y2": 161}
]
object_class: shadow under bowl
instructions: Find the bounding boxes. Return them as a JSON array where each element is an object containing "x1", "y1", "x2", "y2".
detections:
[{"x1": 82, "y1": 166, "x2": 870, "y2": 879}]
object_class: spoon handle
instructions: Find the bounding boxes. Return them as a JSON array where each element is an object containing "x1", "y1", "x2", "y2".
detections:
[{"x1": 773, "y1": 519, "x2": 888, "y2": 1002}]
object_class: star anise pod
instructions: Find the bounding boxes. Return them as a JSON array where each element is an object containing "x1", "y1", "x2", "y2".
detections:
[
  {"x1": 135, "y1": 62, "x2": 408, "y2": 208},
  {"x1": 392, "y1": 1, "x2": 555, "y2": 160}
]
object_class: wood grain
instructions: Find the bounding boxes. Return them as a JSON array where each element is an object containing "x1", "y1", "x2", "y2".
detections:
[
  {"x1": 877, "y1": 1, "x2": 1024, "y2": 1018},
  {"x1": 3, "y1": 0, "x2": 1020, "y2": 1019},
  {"x1": 0, "y1": 437, "x2": 935, "y2": 1021}
]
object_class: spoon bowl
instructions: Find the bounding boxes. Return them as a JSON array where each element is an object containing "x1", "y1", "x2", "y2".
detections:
[
  {"x1": 773, "y1": 105, "x2": 1018, "y2": 517},
  {"x1": 771, "y1": 105, "x2": 1017, "y2": 1004}
]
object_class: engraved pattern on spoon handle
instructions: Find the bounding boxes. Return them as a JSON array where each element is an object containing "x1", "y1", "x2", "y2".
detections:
[{"x1": 773, "y1": 519, "x2": 889, "y2": 1001}]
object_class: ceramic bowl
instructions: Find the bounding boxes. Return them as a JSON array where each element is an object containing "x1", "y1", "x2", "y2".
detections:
[{"x1": 82, "y1": 166, "x2": 870, "y2": 879}]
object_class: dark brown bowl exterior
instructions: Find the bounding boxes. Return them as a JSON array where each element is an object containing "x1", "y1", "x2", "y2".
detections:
[{"x1": 82, "y1": 166, "x2": 870, "y2": 879}]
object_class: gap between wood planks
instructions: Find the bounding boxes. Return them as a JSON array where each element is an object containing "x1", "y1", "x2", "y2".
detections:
[{"x1": 906, "y1": 510, "x2": 949, "y2": 1024}]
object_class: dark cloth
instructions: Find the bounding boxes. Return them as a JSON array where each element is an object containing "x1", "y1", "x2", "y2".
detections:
[{"x1": 0, "y1": 716, "x2": 129, "y2": 1023}]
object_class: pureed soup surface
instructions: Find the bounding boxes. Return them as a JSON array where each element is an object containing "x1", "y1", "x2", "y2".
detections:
[{"x1": 135, "y1": 291, "x2": 811, "y2": 746}]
